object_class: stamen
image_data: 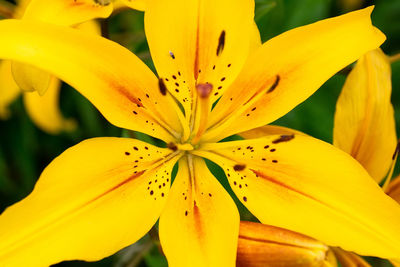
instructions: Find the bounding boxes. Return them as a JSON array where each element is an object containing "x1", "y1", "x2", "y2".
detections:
[
  {"x1": 169, "y1": 51, "x2": 176, "y2": 59},
  {"x1": 158, "y1": 78, "x2": 167, "y2": 95},
  {"x1": 167, "y1": 143, "x2": 178, "y2": 151},
  {"x1": 167, "y1": 143, "x2": 194, "y2": 151},
  {"x1": 272, "y1": 134, "x2": 295, "y2": 144},
  {"x1": 216, "y1": 30, "x2": 226, "y2": 56},
  {"x1": 196, "y1": 83, "x2": 213, "y2": 98},
  {"x1": 191, "y1": 83, "x2": 213, "y2": 144},
  {"x1": 267, "y1": 75, "x2": 280, "y2": 93}
]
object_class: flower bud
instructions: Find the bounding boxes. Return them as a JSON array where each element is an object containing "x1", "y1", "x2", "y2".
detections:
[{"x1": 237, "y1": 221, "x2": 337, "y2": 267}]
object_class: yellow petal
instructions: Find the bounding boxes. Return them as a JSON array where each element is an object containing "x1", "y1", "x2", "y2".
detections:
[
  {"x1": 333, "y1": 49, "x2": 396, "y2": 182},
  {"x1": 145, "y1": 0, "x2": 257, "y2": 120},
  {"x1": 74, "y1": 19, "x2": 102, "y2": 36},
  {"x1": 23, "y1": 77, "x2": 76, "y2": 134},
  {"x1": 159, "y1": 156, "x2": 239, "y2": 267},
  {"x1": 22, "y1": 0, "x2": 112, "y2": 26},
  {"x1": 0, "y1": 60, "x2": 20, "y2": 119},
  {"x1": 12, "y1": 0, "x2": 110, "y2": 95},
  {"x1": 0, "y1": 19, "x2": 183, "y2": 142},
  {"x1": 237, "y1": 221, "x2": 335, "y2": 267},
  {"x1": 0, "y1": 137, "x2": 179, "y2": 267},
  {"x1": 195, "y1": 134, "x2": 400, "y2": 258},
  {"x1": 204, "y1": 7, "x2": 386, "y2": 142},
  {"x1": 331, "y1": 248, "x2": 371, "y2": 267},
  {"x1": 239, "y1": 125, "x2": 306, "y2": 139},
  {"x1": 21, "y1": 21, "x2": 98, "y2": 134},
  {"x1": 11, "y1": 62, "x2": 52, "y2": 95}
]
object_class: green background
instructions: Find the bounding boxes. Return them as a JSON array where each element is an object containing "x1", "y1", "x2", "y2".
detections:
[{"x1": 0, "y1": 0, "x2": 399, "y2": 266}]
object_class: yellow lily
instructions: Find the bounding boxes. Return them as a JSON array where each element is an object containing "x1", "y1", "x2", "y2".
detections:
[
  {"x1": 0, "y1": 1, "x2": 398, "y2": 266},
  {"x1": 0, "y1": 0, "x2": 143, "y2": 134}
]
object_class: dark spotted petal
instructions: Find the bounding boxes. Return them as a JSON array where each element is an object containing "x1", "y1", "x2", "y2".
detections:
[
  {"x1": 145, "y1": 0, "x2": 258, "y2": 121},
  {"x1": 204, "y1": 7, "x2": 385, "y2": 142},
  {"x1": 194, "y1": 134, "x2": 400, "y2": 259},
  {"x1": 0, "y1": 19, "x2": 183, "y2": 142},
  {"x1": 159, "y1": 156, "x2": 239, "y2": 267},
  {"x1": 0, "y1": 137, "x2": 179, "y2": 266}
]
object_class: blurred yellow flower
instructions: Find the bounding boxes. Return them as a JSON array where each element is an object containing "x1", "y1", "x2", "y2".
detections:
[{"x1": 0, "y1": 0, "x2": 143, "y2": 134}]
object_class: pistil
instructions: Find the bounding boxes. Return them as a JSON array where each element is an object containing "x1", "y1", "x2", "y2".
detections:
[{"x1": 191, "y1": 83, "x2": 213, "y2": 144}]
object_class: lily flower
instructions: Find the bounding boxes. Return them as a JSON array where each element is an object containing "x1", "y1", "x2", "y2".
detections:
[
  {"x1": 0, "y1": 0, "x2": 143, "y2": 134},
  {"x1": 0, "y1": 1, "x2": 399, "y2": 266}
]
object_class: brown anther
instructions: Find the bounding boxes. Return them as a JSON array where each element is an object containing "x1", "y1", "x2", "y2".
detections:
[
  {"x1": 158, "y1": 78, "x2": 167, "y2": 95},
  {"x1": 196, "y1": 83, "x2": 213, "y2": 98},
  {"x1": 167, "y1": 142, "x2": 178, "y2": 151},
  {"x1": 272, "y1": 134, "x2": 295, "y2": 144},
  {"x1": 267, "y1": 75, "x2": 281, "y2": 93},
  {"x1": 217, "y1": 30, "x2": 226, "y2": 56}
]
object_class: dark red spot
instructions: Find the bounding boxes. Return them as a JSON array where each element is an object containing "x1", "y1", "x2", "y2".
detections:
[{"x1": 234, "y1": 164, "x2": 246, "y2": 171}]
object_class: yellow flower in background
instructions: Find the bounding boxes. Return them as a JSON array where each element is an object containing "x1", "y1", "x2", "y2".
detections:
[
  {"x1": 333, "y1": 48, "x2": 400, "y2": 266},
  {"x1": 0, "y1": 1, "x2": 398, "y2": 266},
  {"x1": 0, "y1": 0, "x2": 144, "y2": 134},
  {"x1": 334, "y1": 48, "x2": 397, "y2": 183}
]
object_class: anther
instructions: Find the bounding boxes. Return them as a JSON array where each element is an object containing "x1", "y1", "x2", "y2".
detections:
[
  {"x1": 272, "y1": 134, "x2": 295, "y2": 144},
  {"x1": 267, "y1": 75, "x2": 280, "y2": 93},
  {"x1": 217, "y1": 30, "x2": 226, "y2": 56},
  {"x1": 158, "y1": 78, "x2": 167, "y2": 95},
  {"x1": 167, "y1": 142, "x2": 178, "y2": 151}
]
